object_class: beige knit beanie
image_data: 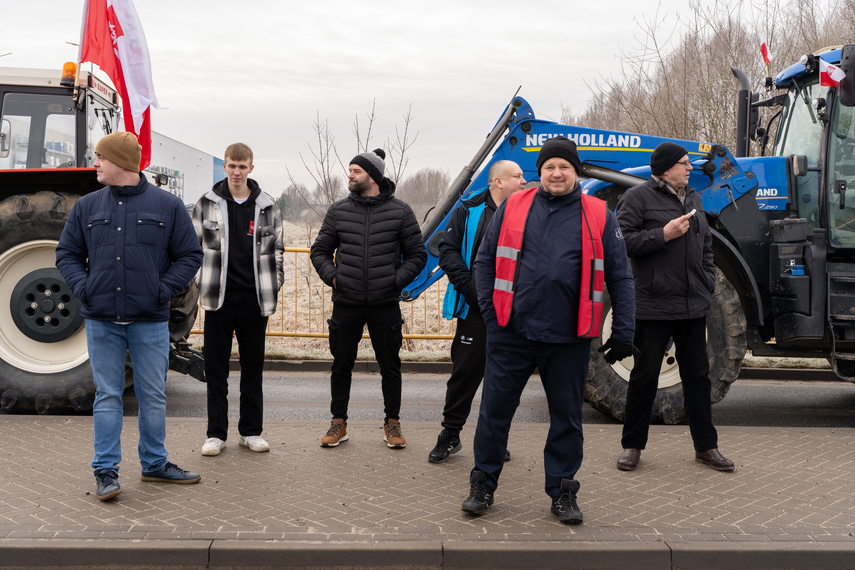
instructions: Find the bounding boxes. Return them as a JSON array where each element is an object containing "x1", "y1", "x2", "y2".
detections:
[{"x1": 95, "y1": 132, "x2": 141, "y2": 173}]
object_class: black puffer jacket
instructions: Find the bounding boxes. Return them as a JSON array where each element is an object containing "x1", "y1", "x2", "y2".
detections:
[
  {"x1": 311, "y1": 178, "x2": 426, "y2": 306},
  {"x1": 615, "y1": 177, "x2": 715, "y2": 321}
]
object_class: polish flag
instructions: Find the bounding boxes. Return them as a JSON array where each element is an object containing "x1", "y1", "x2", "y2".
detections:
[
  {"x1": 819, "y1": 58, "x2": 847, "y2": 87},
  {"x1": 78, "y1": 0, "x2": 160, "y2": 170},
  {"x1": 761, "y1": 43, "x2": 772, "y2": 67}
]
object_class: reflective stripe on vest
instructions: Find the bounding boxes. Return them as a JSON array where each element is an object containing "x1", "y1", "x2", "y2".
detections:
[
  {"x1": 492, "y1": 188, "x2": 607, "y2": 338},
  {"x1": 578, "y1": 194, "x2": 607, "y2": 338}
]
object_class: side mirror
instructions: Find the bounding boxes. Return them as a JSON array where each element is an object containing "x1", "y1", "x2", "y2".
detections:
[
  {"x1": 0, "y1": 119, "x2": 10, "y2": 158},
  {"x1": 838, "y1": 45, "x2": 855, "y2": 106},
  {"x1": 792, "y1": 155, "x2": 809, "y2": 177}
]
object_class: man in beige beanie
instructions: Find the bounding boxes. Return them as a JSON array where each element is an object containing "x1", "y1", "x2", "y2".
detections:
[{"x1": 56, "y1": 131, "x2": 203, "y2": 501}]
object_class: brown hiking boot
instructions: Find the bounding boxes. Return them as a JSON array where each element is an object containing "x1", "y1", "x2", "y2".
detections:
[
  {"x1": 384, "y1": 419, "x2": 406, "y2": 449},
  {"x1": 320, "y1": 420, "x2": 348, "y2": 447}
]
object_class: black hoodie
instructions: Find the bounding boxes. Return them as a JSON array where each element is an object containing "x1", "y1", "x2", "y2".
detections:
[{"x1": 213, "y1": 178, "x2": 261, "y2": 294}]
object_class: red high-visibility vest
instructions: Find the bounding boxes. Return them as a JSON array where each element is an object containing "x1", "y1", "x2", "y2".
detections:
[{"x1": 493, "y1": 187, "x2": 607, "y2": 338}]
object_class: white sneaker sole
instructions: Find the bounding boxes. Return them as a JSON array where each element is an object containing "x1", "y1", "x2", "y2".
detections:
[
  {"x1": 239, "y1": 439, "x2": 270, "y2": 452},
  {"x1": 201, "y1": 442, "x2": 225, "y2": 456},
  {"x1": 320, "y1": 434, "x2": 348, "y2": 447}
]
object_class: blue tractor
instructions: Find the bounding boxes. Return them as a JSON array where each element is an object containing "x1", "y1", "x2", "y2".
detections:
[{"x1": 405, "y1": 45, "x2": 855, "y2": 423}]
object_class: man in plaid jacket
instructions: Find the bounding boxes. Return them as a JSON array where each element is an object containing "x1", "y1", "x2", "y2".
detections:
[{"x1": 192, "y1": 143, "x2": 284, "y2": 457}]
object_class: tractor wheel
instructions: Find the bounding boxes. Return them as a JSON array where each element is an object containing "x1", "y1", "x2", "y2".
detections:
[
  {"x1": 585, "y1": 268, "x2": 747, "y2": 424},
  {"x1": 0, "y1": 192, "x2": 96, "y2": 413}
]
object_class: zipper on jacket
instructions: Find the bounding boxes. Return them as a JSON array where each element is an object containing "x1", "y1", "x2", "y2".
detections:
[{"x1": 363, "y1": 204, "x2": 371, "y2": 304}]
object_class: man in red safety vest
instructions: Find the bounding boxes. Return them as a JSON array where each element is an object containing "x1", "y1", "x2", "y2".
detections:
[{"x1": 460, "y1": 136, "x2": 637, "y2": 524}]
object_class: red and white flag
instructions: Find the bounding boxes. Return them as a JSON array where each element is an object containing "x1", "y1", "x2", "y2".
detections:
[
  {"x1": 760, "y1": 42, "x2": 772, "y2": 67},
  {"x1": 78, "y1": 0, "x2": 160, "y2": 170},
  {"x1": 819, "y1": 58, "x2": 847, "y2": 87}
]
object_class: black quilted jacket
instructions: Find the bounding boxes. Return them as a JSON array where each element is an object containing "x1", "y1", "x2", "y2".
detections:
[{"x1": 310, "y1": 178, "x2": 426, "y2": 306}]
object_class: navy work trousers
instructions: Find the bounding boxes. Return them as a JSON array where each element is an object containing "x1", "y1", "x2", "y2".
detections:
[
  {"x1": 621, "y1": 317, "x2": 718, "y2": 452},
  {"x1": 472, "y1": 325, "x2": 590, "y2": 498}
]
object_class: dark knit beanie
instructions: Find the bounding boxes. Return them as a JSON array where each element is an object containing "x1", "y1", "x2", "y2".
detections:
[
  {"x1": 350, "y1": 148, "x2": 386, "y2": 186},
  {"x1": 650, "y1": 142, "x2": 688, "y2": 175},
  {"x1": 94, "y1": 132, "x2": 141, "y2": 173},
  {"x1": 536, "y1": 136, "x2": 582, "y2": 176}
]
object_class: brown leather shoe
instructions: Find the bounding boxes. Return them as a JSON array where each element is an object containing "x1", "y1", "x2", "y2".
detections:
[
  {"x1": 695, "y1": 448, "x2": 735, "y2": 471},
  {"x1": 617, "y1": 448, "x2": 640, "y2": 471}
]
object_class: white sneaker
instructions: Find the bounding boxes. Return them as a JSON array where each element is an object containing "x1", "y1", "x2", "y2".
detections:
[
  {"x1": 201, "y1": 437, "x2": 225, "y2": 456},
  {"x1": 239, "y1": 435, "x2": 270, "y2": 453}
]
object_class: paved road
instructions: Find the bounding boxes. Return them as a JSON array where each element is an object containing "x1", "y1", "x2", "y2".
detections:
[
  {"x1": 130, "y1": 370, "x2": 855, "y2": 429},
  {"x1": 4, "y1": 364, "x2": 855, "y2": 569}
]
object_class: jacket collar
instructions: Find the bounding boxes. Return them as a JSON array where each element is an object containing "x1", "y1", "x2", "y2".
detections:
[{"x1": 109, "y1": 173, "x2": 147, "y2": 197}]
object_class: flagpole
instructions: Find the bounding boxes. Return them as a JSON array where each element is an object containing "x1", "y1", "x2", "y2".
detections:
[{"x1": 73, "y1": 0, "x2": 92, "y2": 108}]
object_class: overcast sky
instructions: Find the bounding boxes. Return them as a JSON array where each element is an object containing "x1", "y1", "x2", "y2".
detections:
[{"x1": 3, "y1": 0, "x2": 694, "y2": 193}]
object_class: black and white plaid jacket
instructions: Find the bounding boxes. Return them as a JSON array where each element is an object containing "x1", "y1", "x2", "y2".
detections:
[{"x1": 192, "y1": 180, "x2": 284, "y2": 316}]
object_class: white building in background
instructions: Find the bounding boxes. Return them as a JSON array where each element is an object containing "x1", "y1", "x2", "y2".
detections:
[{"x1": 144, "y1": 131, "x2": 224, "y2": 206}]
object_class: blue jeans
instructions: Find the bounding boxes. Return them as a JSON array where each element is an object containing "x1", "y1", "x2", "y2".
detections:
[{"x1": 86, "y1": 319, "x2": 170, "y2": 475}]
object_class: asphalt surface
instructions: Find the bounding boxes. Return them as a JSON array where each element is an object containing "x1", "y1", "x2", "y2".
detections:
[{"x1": 1, "y1": 362, "x2": 854, "y2": 569}]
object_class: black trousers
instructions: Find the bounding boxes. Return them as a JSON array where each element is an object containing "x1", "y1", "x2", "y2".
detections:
[
  {"x1": 440, "y1": 308, "x2": 487, "y2": 435},
  {"x1": 204, "y1": 289, "x2": 269, "y2": 441},
  {"x1": 327, "y1": 303, "x2": 403, "y2": 422},
  {"x1": 621, "y1": 317, "x2": 718, "y2": 452}
]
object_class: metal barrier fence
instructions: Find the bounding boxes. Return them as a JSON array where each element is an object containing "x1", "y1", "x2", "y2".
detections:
[{"x1": 190, "y1": 247, "x2": 455, "y2": 340}]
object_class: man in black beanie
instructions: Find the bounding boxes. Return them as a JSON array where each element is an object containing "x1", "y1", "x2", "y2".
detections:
[
  {"x1": 461, "y1": 136, "x2": 636, "y2": 524},
  {"x1": 614, "y1": 142, "x2": 735, "y2": 473},
  {"x1": 311, "y1": 149, "x2": 426, "y2": 450}
]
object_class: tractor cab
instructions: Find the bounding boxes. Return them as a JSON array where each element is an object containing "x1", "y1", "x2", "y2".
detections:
[{"x1": 0, "y1": 65, "x2": 119, "y2": 172}]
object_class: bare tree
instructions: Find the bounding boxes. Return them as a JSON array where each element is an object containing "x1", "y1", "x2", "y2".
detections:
[
  {"x1": 386, "y1": 104, "x2": 419, "y2": 185},
  {"x1": 566, "y1": 0, "x2": 849, "y2": 156},
  {"x1": 353, "y1": 99, "x2": 377, "y2": 155},
  {"x1": 289, "y1": 102, "x2": 420, "y2": 214},
  {"x1": 396, "y1": 167, "x2": 450, "y2": 222}
]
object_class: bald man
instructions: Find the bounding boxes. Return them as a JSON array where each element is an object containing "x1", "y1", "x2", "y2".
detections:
[{"x1": 428, "y1": 160, "x2": 526, "y2": 464}]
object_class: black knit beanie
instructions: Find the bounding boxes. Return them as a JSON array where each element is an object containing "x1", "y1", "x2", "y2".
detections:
[
  {"x1": 650, "y1": 142, "x2": 688, "y2": 175},
  {"x1": 536, "y1": 136, "x2": 581, "y2": 176},
  {"x1": 350, "y1": 148, "x2": 386, "y2": 186}
]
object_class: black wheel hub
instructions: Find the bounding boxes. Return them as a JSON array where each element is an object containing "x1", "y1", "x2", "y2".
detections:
[{"x1": 11, "y1": 268, "x2": 83, "y2": 343}]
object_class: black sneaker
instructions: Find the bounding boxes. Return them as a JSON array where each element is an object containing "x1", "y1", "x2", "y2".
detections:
[
  {"x1": 461, "y1": 470, "x2": 494, "y2": 515},
  {"x1": 505, "y1": 449, "x2": 511, "y2": 462},
  {"x1": 428, "y1": 430, "x2": 461, "y2": 463},
  {"x1": 141, "y1": 462, "x2": 201, "y2": 484},
  {"x1": 95, "y1": 470, "x2": 121, "y2": 501},
  {"x1": 551, "y1": 478, "x2": 583, "y2": 524}
]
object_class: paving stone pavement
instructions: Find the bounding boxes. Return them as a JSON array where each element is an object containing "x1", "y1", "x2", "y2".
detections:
[{"x1": 0, "y1": 415, "x2": 854, "y2": 568}]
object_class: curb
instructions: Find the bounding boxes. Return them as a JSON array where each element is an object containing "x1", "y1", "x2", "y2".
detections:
[{"x1": 4, "y1": 539, "x2": 855, "y2": 569}]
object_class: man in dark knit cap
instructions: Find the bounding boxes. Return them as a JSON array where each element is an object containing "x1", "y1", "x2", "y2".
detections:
[
  {"x1": 311, "y1": 149, "x2": 426, "y2": 449},
  {"x1": 460, "y1": 136, "x2": 635, "y2": 524},
  {"x1": 614, "y1": 141, "x2": 735, "y2": 473},
  {"x1": 56, "y1": 132, "x2": 203, "y2": 501}
]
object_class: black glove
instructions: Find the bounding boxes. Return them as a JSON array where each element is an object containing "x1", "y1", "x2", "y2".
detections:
[{"x1": 598, "y1": 338, "x2": 636, "y2": 364}]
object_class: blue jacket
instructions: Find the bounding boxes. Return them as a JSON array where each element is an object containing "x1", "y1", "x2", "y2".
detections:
[
  {"x1": 474, "y1": 185, "x2": 635, "y2": 344},
  {"x1": 439, "y1": 188, "x2": 493, "y2": 319},
  {"x1": 56, "y1": 175, "x2": 203, "y2": 323}
]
